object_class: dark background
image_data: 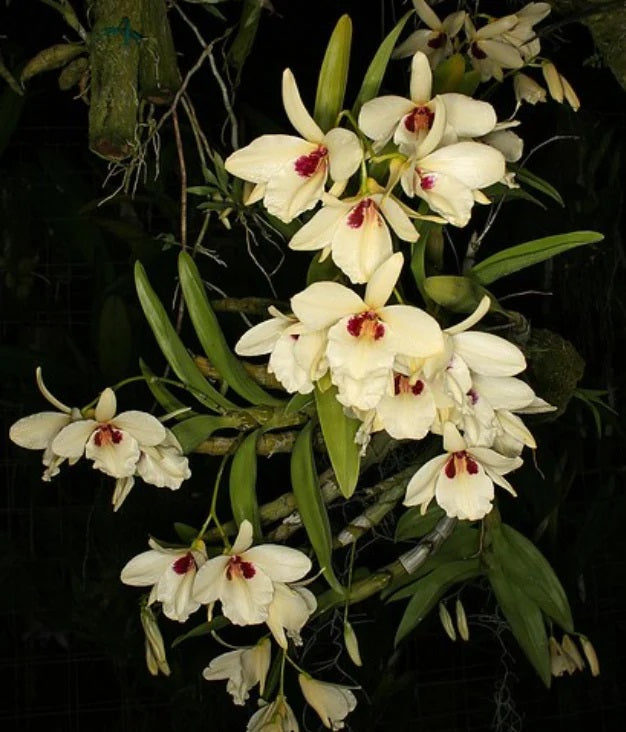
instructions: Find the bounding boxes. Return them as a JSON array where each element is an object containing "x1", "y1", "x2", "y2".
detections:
[{"x1": 1, "y1": 1, "x2": 625, "y2": 730}]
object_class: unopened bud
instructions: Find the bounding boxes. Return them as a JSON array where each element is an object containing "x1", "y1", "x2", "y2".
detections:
[
  {"x1": 580, "y1": 636, "x2": 600, "y2": 677},
  {"x1": 140, "y1": 604, "x2": 170, "y2": 677},
  {"x1": 561, "y1": 635, "x2": 585, "y2": 671},
  {"x1": 455, "y1": 599, "x2": 469, "y2": 641},
  {"x1": 438, "y1": 602, "x2": 456, "y2": 641},
  {"x1": 542, "y1": 61, "x2": 563, "y2": 103},
  {"x1": 559, "y1": 74, "x2": 580, "y2": 111},
  {"x1": 344, "y1": 621, "x2": 363, "y2": 667},
  {"x1": 514, "y1": 72, "x2": 547, "y2": 106}
]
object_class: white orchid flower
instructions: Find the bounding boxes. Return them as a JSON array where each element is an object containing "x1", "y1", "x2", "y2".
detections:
[
  {"x1": 400, "y1": 140, "x2": 506, "y2": 227},
  {"x1": 136, "y1": 428, "x2": 190, "y2": 490},
  {"x1": 502, "y1": 3, "x2": 551, "y2": 62},
  {"x1": 266, "y1": 582, "x2": 317, "y2": 649},
  {"x1": 404, "y1": 422, "x2": 523, "y2": 521},
  {"x1": 359, "y1": 51, "x2": 497, "y2": 154},
  {"x1": 289, "y1": 189, "x2": 417, "y2": 284},
  {"x1": 121, "y1": 539, "x2": 208, "y2": 622},
  {"x1": 51, "y1": 387, "x2": 166, "y2": 479},
  {"x1": 291, "y1": 253, "x2": 444, "y2": 411},
  {"x1": 393, "y1": 1, "x2": 466, "y2": 68},
  {"x1": 298, "y1": 675, "x2": 357, "y2": 731},
  {"x1": 247, "y1": 695, "x2": 299, "y2": 732},
  {"x1": 235, "y1": 306, "x2": 328, "y2": 394},
  {"x1": 464, "y1": 15, "x2": 524, "y2": 81},
  {"x1": 9, "y1": 368, "x2": 84, "y2": 481},
  {"x1": 225, "y1": 69, "x2": 362, "y2": 223},
  {"x1": 513, "y1": 72, "x2": 547, "y2": 110},
  {"x1": 192, "y1": 520, "x2": 312, "y2": 626},
  {"x1": 480, "y1": 128, "x2": 524, "y2": 163},
  {"x1": 202, "y1": 638, "x2": 271, "y2": 706},
  {"x1": 373, "y1": 370, "x2": 437, "y2": 440}
]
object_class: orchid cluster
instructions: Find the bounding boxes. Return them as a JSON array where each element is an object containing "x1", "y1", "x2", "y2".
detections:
[{"x1": 8, "y1": 1, "x2": 602, "y2": 729}]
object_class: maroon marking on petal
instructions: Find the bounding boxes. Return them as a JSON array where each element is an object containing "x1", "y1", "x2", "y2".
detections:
[
  {"x1": 394, "y1": 374, "x2": 403, "y2": 395},
  {"x1": 467, "y1": 389, "x2": 479, "y2": 405},
  {"x1": 172, "y1": 553, "x2": 196, "y2": 575},
  {"x1": 427, "y1": 32, "x2": 446, "y2": 50},
  {"x1": 404, "y1": 105, "x2": 435, "y2": 133},
  {"x1": 374, "y1": 322, "x2": 385, "y2": 340},
  {"x1": 226, "y1": 555, "x2": 256, "y2": 581},
  {"x1": 347, "y1": 198, "x2": 375, "y2": 229},
  {"x1": 294, "y1": 146, "x2": 328, "y2": 178},
  {"x1": 347, "y1": 311, "x2": 385, "y2": 340},
  {"x1": 444, "y1": 455, "x2": 456, "y2": 479},
  {"x1": 412, "y1": 379, "x2": 425, "y2": 396},
  {"x1": 466, "y1": 456, "x2": 480, "y2": 475},
  {"x1": 93, "y1": 424, "x2": 123, "y2": 447},
  {"x1": 347, "y1": 315, "x2": 364, "y2": 337},
  {"x1": 420, "y1": 174, "x2": 436, "y2": 191},
  {"x1": 471, "y1": 42, "x2": 487, "y2": 60},
  {"x1": 290, "y1": 333, "x2": 300, "y2": 341}
]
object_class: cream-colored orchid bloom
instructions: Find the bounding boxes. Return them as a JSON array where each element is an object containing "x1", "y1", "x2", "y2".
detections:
[
  {"x1": 121, "y1": 539, "x2": 208, "y2": 622},
  {"x1": 289, "y1": 189, "x2": 417, "y2": 284},
  {"x1": 291, "y1": 253, "x2": 444, "y2": 411},
  {"x1": 265, "y1": 582, "x2": 317, "y2": 648},
  {"x1": 225, "y1": 69, "x2": 362, "y2": 223},
  {"x1": 502, "y1": 3, "x2": 551, "y2": 61},
  {"x1": 465, "y1": 15, "x2": 524, "y2": 81},
  {"x1": 404, "y1": 422, "x2": 522, "y2": 521},
  {"x1": 235, "y1": 306, "x2": 328, "y2": 394},
  {"x1": 202, "y1": 638, "x2": 271, "y2": 705},
  {"x1": 393, "y1": 0, "x2": 466, "y2": 68},
  {"x1": 400, "y1": 140, "x2": 506, "y2": 227},
  {"x1": 359, "y1": 51, "x2": 497, "y2": 154},
  {"x1": 192, "y1": 520, "x2": 312, "y2": 626},
  {"x1": 51, "y1": 387, "x2": 166, "y2": 479},
  {"x1": 298, "y1": 675, "x2": 357, "y2": 730}
]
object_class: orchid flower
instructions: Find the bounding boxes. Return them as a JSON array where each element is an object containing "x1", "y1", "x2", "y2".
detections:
[
  {"x1": 464, "y1": 15, "x2": 524, "y2": 82},
  {"x1": 202, "y1": 638, "x2": 271, "y2": 706},
  {"x1": 501, "y1": 3, "x2": 551, "y2": 62},
  {"x1": 514, "y1": 72, "x2": 547, "y2": 110},
  {"x1": 235, "y1": 306, "x2": 328, "y2": 394},
  {"x1": 298, "y1": 675, "x2": 357, "y2": 730},
  {"x1": 192, "y1": 520, "x2": 312, "y2": 626},
  {"x1": 51, "y1": 387, "x2": 166, "y2": 479},
  {"x1": 225, "y1": 69, "x2": 362, "y2": 223},
  {"x1": 121, "y1": 539, "x2": 208, "y2": 622},
  {"x1": 359, "y1": 51, "x2": 497, "y2": 154},
  {"x1": 404, "y1": 422, "x2": 523, "y2": 521},
  {"x1": 290, "y1": 253, "x2": 444, "y2": 411},
  {"x1": 265, "y1": 582, "x2": 317, "y2": 649},
  {"x1": 400, "y1": 140, "x2": 506, "y2": 227},
  {"x1": 289, "y1": 188, "x2": 417, "y2": 284},
  {"x1": 393, "y1": 0, "x2": 466, "y2": 68}
]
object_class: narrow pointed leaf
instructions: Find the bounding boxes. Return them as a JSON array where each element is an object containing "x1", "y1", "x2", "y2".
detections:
[
  {"x1": 469, "y1": 231, "x2": 604, "y2": 285},
  {"x1": 171, "y1": 414, "x2": 239, "y2": 453},
  {"x1": 494, "y1": 524, "x2": 574, "y2": 632},
  {"x1": 352, "y1": 10, "x2": 413, "y2": 115},
  {"x1": 314, "y1": 14, "x2": 352, "y2": 132},
  {"x1": 393, "y1": 559, "x2": 481, "y2": 646},
  {"x1": 227, "y1": 0, "x2": 264, "y2": 77},
  {"x1": 178, "y1": 251, "x2": 283, "y2": 407},
  {"x1": 229, "y1": 428, "x2": 263, "y2": 540},
  {"x1": 395, "y1": 504, "x2": 445, "y2": 541},
  {"x1": 285, "y1": 392, "x2": 315, "y2": 414},
  {"x1": 315, "y1": 384, "x2": 360, "y2": 498},
  {"x1": 487, "y1": 565, "x2": 551, "y2": 687},
  {"x1": 135, "y1": 261, "x2": 235, "y2": 412},
  {"x1": 174, "y1": 522, "x2": 199, "y2": 544},
  {"x1": 514, "y1": 166, "x2": 564, "y2": 206},
  {"x1": 291, "y1": 421, "x2": 343, "y2": 594},
  {"x1": 171, "y1": 616, "x2": 229, "y2": 648}
]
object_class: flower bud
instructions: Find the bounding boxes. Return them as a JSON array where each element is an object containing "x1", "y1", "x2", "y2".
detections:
[
  {"x1": 438, "y1": 602, "x2": 456, "y2": 641},
  {"x1": 561, "y1": 634, "x2": 585, "y2": 671},
  {"x1": 298, "y1": 674, "x2": 357, "y2": 730},
  {"x1": 455, "y1": 599, "x2": 470, "y2": 641},
  {"x1": 344, "y1": 621, "x2": 363, "y2": 667},
  {"x1": 514, "y1": 72, "x2": 547, "y2": 106},
  {"x1": 140, "y1": 604, "x2": 170, "y2": 677},
  {"x1": 542, "y1": 61, "x2": 563, "y2": 103},
  {"x1": 580, "y1": 636, "x2": 600, "y2": 677}
]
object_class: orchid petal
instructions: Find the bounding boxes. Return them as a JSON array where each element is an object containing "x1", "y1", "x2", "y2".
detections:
[
  {"x1": 358, "y1": 96, "x2": 415, "y2": 144},
  {"x1": 324, "y1": 127, "x2": 362, "y2": 182},
  {"x1": 289, "y1": 204, "x2": 344, "y2": 251},
  {"x1": 10, "y1": 412, "x2": 72, "y2": 450},
  {"x1": 52, "y1": 419, "x2": 98, "y2": 458},
  {"x1": 364, "y1": 252, "x2": 403, "y2": 309},
  {"x1": 382, "y1": 304, "x2": 444, "y2": 358},
  {"x1": 85, "y1": 428, "x2": 140, "y2": 478},
  {"x1": 410, "y1": 51, "x2": 433, "y2": 102},
  {"x1": 225, "y1": 135, "x2": 314, "y2": 184},
  {"x1": 452, "y1": 332, "x2": 526, "y2": 376},
  {"x1": 114, "y1": 411, "x2": 166, "y2": 446},
  {"x1": 291, "y1": 282, "x2": 365, "y2": 331},
  {"x1": 282, "y1": 68, "x2": 324, "y2": 142},
  {"x1": 404, "y1": 454, "x2": 447, "y2": 506}
]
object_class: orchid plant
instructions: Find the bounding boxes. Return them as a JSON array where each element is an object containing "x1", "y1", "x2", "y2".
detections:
[{"x1": 10, "y1": 2, "x2": 606, "y2": 729}]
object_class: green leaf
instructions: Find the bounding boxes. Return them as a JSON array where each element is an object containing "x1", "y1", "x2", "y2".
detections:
[
  {"x1": 514, "y1": 167, "x2": 564, "y2": 207},
  {"x1": 284, "y1": 392, "x2": 315, "y2": 415},
  {"x1": 395, "y1": 504, "x2": 445, "y2": 542},
  {"x1": 493, "y1": 524, "x2": 574, "y2": 633},
  {"x1": 134, "y1": 261, "x2": 236, "y2": 412},
  {"x1": 469, "y1": 231, "x2": 604, "y2": 286},
  {"x1": 171, "y1": 414, "x2": 238, "y2": 453},
  {"x1": 456, "y1": 69, "x2": 481, "y2": 96},
  {"x1": 291, "y1": 421, "x2": 343, "y2": 594},
  {"x1": 171, "y1": 615, "x2": 229, "y2": 648},
  {"x1": 314, "y1": 384, "x2": 361, "y2": 498},
  {"x1": 487, "y1": 566, "x2": 551, "y2": 687},
  {"x1": 178, "y1": 251, "x2": 283, "y2": 407},
  {"x1": 174, "y1": 522, "x2": 198, "y2": 544},
  {"x1": 394, "y1": 559, "x2": 481, "y2": 646},
  {"x1": 139, "y1": 359, "x2": 194, "y2": 418},
  {"x1": 431, "y1": 54, "x2": 465, "y2": 94},
  {"x1": 227, "y1": 0, "x2": 264, "y2": 78},
  {"x1": 314, "y1": 14, "x2": 352, "y2": 132},
  {"x1": 424, "y1": 275, "x2": 504, "y2": 315},
  {"x1": 351, "y1": 10, "x2": 413, "y2": 115},
  {"x1": 229, "y1": 428, "x2": 263, "y2": 540}
]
